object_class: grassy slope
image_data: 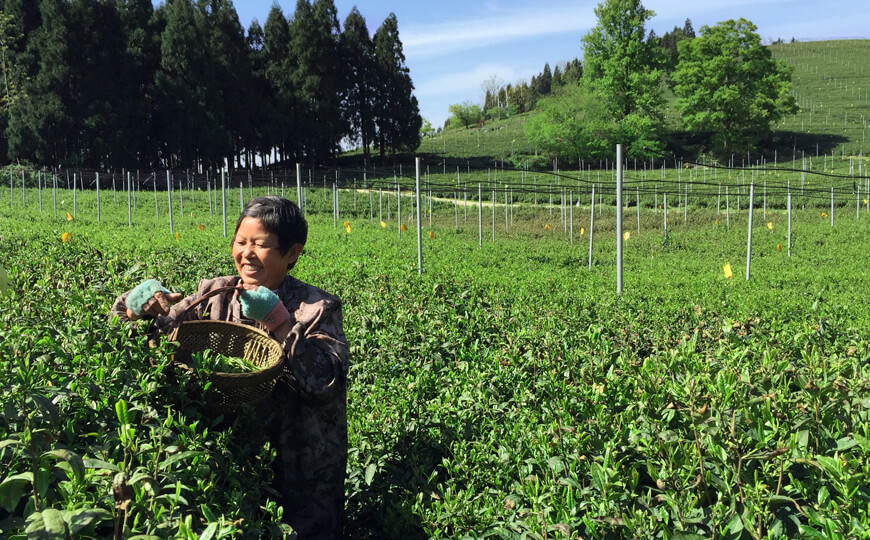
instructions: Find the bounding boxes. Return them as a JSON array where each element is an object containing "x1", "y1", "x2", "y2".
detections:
[{"x1": 416, "y1": 39, "x2": 870, "y2": 168}]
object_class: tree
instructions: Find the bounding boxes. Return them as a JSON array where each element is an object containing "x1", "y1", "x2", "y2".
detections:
[
  {"x1": 7, "y1": 0, "x2": 73, "y2": 164},
  {"x1": 341, "y1": 7, "x2": 376, "y2": 164},
  {"x1": 262, "y1": 4, "x2": 297, "y2": 163},
  {"x1": 525, "y1": 84, "x2": 613, "y2": 161},
  {"x1": 671, "y1": 18, "x2": 798, "y2": 154},
  {"x1": 447, "y1": 101, "x2": 482, "y2": 129},
  {"x1": 580, "y1": 0, "x2": 664, "y2": 157},
  {"x1": 372, "y1": 12, "x2": 420, "y2": 158},
  {"x1": 290, "y1": 0, "x2": 345, "y2": 163}
]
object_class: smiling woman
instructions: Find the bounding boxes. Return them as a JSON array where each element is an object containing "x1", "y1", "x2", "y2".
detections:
[{"x1": 109, "y1": 196, "x2": 349, "y2": 539}]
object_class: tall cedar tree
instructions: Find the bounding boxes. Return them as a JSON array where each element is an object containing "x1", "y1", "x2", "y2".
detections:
[
  {"x1": 115, "y1": 0, "x2": 160, "y2": 169},
  {"x1": 372, "y1": 13, "x2": 420, "y2": 159},
  {"x1": 0, "y1": 0, "x2": 40, "y2": 158},
  {"x1": 7, "y1": 0, "x2": 72, "y2": 164},
  {"x1": 201, "y1": 0, "x2": 253, "y2": 170},
  {"x1": 262, "y1": 4, "x2": 297, "y2": 163},
  {"x1": 671, "y1": 18, "x2": 798, "y2": 154},
  {"x1": 155, "y1": 0, "x2": 223, "y2": 168},
  {"x1": 290, "y1": 0, "x2": 345, "y2": 164},
  {"x1": 68, "y1": 0, "x2": 127, "y2": 167},
  {"x1": 341, "y1": 7, "x2": 375, "y2": 165},
  {"x1": 245, "y1": 19, "x2": 273, "y2": 166},
  {"x1": 581, "y1": 0, "x2": 664, "y2": 156}
]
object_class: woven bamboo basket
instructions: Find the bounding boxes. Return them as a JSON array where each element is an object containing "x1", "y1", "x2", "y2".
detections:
[{"x1": 168, "y1": 286, "x2": 285, "y2": 416}]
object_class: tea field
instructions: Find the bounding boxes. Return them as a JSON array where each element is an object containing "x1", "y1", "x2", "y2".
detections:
[{"x1": 1, "y1": 175, "x2": 870, "y2": 539}]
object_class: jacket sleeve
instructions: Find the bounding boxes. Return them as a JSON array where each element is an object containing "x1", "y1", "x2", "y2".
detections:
[{"x1": 280, "y1": 298, "x2": 348, "y2": 403}]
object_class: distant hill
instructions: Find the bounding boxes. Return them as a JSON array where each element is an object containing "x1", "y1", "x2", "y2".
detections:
[{"x1": 415, "y1": 39, "x2": 870, "y2": 169}]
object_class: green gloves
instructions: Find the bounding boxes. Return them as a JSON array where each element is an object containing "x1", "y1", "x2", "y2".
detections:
[
  {"x1": 128, "y1": 279, "x2": 170, "y2": 317},
  {"x1": 239, "y1": 286, "x2": 290, "y2": 331}
]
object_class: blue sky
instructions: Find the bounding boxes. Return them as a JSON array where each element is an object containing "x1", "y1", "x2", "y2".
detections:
[{"x1": 156, "y1": 0, "x2": 869, "y2": 129}]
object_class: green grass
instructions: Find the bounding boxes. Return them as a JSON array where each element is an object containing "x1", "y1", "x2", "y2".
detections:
[{"x1": 2, "y1": 183, "x2": 870, "y2": 538}]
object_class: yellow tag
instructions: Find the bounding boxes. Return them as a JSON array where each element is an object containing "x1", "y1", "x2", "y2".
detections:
[
  {"x1": 767, "y1": 222, "x2": 773, "y2": 230},
  {"x1": 380, "y1": 221, "x2": 387, "y2": 228},
  {"x1": 175, "y1": 231, "x2": 180, "y2": 241},
  {"x1": 65, "y1": 212, "x2": 73, "y2": 221},
  {"x1": 61, "y1": 232, "x2": 71, "y2": 243},
  {"x1": 623, "y1": 231, "x2": 630, "y2": 240},
  {"x1": 715, "y1": 219, "x2": 718, "y2": 226},
  {"x1": 580, "y1": 227, "x2": 585, "y2": 235},
  {"x1": 345, "y1": 224, "x2": 352, "y2": 233},
  {"x1": 429, "y1": 230, "x2": 434, "y2": 239},
  {"x1": 820, "y1": 212, "x2": 828, "y2": 217},
  {"x1": 197, "y1": 224, "x2": 205, "y2": 230},
  {"x1": 544, "y1": 224, "x2": 550, "y2": 230},
  {"x1": 723, "y1": 264, "x2": 733, "y2": 279},
  {"x1": 777, "y1": 243, "x2": 782, "y2": 252},
  {"x1": 400, "y1": 224, "x2": 408, "y2": 232}
]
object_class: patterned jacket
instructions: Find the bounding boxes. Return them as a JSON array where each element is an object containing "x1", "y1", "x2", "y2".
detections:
[{"x1": 111, "y1": 275, "x2": 348, "y2": 539}]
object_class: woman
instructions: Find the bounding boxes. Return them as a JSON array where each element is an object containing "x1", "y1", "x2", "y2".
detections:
[{"x1": 111, "y1": 196, "x2": 348, "y2": 539}]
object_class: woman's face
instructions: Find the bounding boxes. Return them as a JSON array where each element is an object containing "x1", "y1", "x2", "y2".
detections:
[{"x1": 232, "y1": 217, "x2": 300, "y2": 290}]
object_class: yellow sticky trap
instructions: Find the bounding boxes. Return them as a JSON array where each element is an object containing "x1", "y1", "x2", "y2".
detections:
[
  {"x1": 777, "y1": 243, "x2": 782, "y2": 252},
  {"x1": 715, "y1": 219, "x2": 719, "y2": 226},
  {"x1": 345, "y1": 223, "x2": 352, "y2": 233},
  {"x1": 820, "y1": 212, "x2": 828, "y2": 218},
  {"x1": 61, "y1": 232, "x2": 71, "y2": 243},
  {"x1": 197, "y1": 224, "x2": 205, "y2": 230},
  {"x1": 864, "y1": 199, "x2": 868, "y2": 204},
  {"x1": 544, "y1": 224, "x2": 550, "y2": 230},
  {"x1": 723, "y1": 264, "x2": 733, "y2": 279},
  {"x1": 767, "y1": 222, "x2": 773, "y2": 230},
  {"x1": 175, "y1": 231, "x2": 180, "y2": 241},
  {"x1": 400, "y1": 224, "x2": 408, "y2": 232},
  {"x1": 65, "y1": 212, "x2": 73, "y2": 221},
  {"x1": 580, "y1": 227, "x2": 585, "y2": 235},
  {"x1": 623, "y1": 231, "x2": 630, "y2": 240},
  {"x1": 380, "y1": 221, "x2": 387, "y2": 228},
  {"x1": 429, "y1": 230, "x2": 434, "y2": 239}
]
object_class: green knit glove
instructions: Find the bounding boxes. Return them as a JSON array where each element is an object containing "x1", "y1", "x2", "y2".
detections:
[
  {"x1": 240, "y1": 286, "x2": 290, "y2": 331},
  {"x1": 128, "y1": 279, "x2": 170, "y2": 317}
]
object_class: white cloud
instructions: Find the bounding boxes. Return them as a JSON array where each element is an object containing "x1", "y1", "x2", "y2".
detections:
[{"x1": 402, "y1": 4, "x2": 598, "y2": 59}]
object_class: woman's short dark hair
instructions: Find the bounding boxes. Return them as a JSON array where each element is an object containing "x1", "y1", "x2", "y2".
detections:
[{"x1": 234, "y1": 196, "x2": 308, "y2": 255}]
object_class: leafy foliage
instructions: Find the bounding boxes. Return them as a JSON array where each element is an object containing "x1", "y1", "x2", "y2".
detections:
[{"x1": 672, "y1": 19, "x2": 799, "y2": 156}]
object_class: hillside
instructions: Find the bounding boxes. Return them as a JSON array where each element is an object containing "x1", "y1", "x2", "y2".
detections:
[{"x1": 416, "y1": 39, "x2": 870, "y2": 168}]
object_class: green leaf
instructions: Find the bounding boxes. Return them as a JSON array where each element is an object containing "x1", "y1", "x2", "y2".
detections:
[
  {"x1": 82, "y1": 458, "x2": 119, "y2": 472},
  {"x1": 24, "y1": 508, "x2": 67, "y2": 540},
  {"x1": 199, "y1": 522, "x2": 218, "y2": 540},
  {"x1": 0, "y1": 439, "x2": 22, "y2": 452},
  {"x1": 159, "y1": 450, "x2": 203, "y2": 470},
  {"x1": 364, "y1": 464, "x2": 376, "y2": 486},
  {"x1": 590, "y1": 462, "x2": 605, "y2": 492},
  {"x1": 42, "y1": 449, "x2": 85, "y2": 481},
  {"x1": 0, "y1": 472, "x2": 34, "y2": 513},
  {"x1": 63, "y1": 508, "x2": 112, "y2": 535},
  {"x1": 115, "y1": 399, "x2": 129, "y2": 425}
]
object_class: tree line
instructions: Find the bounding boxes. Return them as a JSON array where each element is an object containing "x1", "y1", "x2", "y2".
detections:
[
  {"x1": 0, "y1": 0, "x2": 422, "y2": 171},
  {"x1": 448, "y1": 0, "x2": 797, "y2": 163}
]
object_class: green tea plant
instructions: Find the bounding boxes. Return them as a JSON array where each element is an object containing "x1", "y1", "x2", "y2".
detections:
[{"x1": 1, "y1": 180, "x2": 870, "y2": 539}]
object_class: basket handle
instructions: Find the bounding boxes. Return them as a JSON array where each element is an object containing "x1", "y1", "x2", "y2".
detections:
[{"x1": 168, "y1": 285, "x2": 243, "y2": 337}]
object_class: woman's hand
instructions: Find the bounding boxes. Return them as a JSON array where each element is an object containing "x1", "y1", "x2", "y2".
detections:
[
  {"x1": 126, "y1": 279, "x2": 183, "y2": 320},
  {"x1": 238, "y1": 284, "x2": 291, "y2": 332}
]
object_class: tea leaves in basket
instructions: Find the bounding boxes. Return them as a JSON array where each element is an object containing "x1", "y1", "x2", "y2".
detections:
[{"x1": 190, "y1": 348, "x2": 258, "y2": 374}]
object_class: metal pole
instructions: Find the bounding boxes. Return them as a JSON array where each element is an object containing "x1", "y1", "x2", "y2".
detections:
[
  {"x1": 787, "y1": 190, "x2": 792, "y2": 256},
  {"x1": 588, "y1": 184, "x2": 595, "y2": 271},
  {"x1": 416, "y1": 158, "x2": 423, "y2": 275},
  {"x1": 478, "y1": 183, "x2": 482, "y2": 248},
  {"x1": 616, "y1": 144, "x2": 623, "y2": 295},
  {"x1": 221, "y1": 168, "x2": 227, "y2": 238},
  {"x1": 96, "y1": 172, "x2": 101, "y2": 222},
  {"x1": 746, "y1": 183, "x2": 755, "y2": 280},
  {"x1": 127, "y1": 172, "x2": 132, "y2": 227},
  {"x1": 167, "y1": 171, "x2": 174, "y2": 234},
  {"x1": 296, "y1": 163, "x2": 303, "y2": 213}
]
